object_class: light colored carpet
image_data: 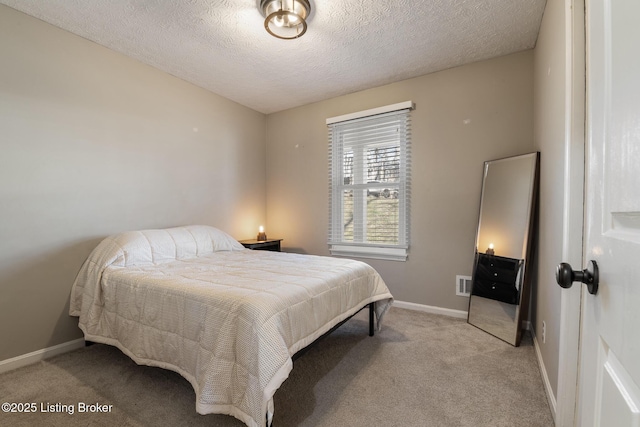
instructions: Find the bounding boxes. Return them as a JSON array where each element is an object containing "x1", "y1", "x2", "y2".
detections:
[{"x1": 0, "y1": 307, "x2": 553, "y2": 426}]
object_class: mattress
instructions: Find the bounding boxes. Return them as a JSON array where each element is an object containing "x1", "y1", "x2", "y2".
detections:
[{"x1": 69, "y1": 225, "x2": 393, "y2": 427}]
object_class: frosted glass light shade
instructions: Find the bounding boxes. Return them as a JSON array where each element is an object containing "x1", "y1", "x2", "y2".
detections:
[{"x1": 260, "y1": 0, "x2": 311, "y2": 39}]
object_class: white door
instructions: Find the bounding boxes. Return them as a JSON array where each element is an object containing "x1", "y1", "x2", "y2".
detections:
[{"x1": 577, "y1": 0, "x2": 640, "y2": 424}]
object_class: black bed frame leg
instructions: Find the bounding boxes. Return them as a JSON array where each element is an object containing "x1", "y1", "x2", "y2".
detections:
[{"x1": 369, "y1": 302, "x2": 375, "y2": 336}]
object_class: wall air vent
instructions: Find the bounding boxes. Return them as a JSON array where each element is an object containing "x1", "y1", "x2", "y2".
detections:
[{"x1": 456, "y1": 275, "x2": 473, "y2": 297}]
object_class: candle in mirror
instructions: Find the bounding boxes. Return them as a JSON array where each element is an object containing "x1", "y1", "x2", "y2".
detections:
[{"x1": 486, "y1": 243, "x2": 495, "y2": 255}]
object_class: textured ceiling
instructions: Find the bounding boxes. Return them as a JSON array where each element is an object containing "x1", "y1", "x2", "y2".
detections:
[{"x1": 0, "y1": 0, "x2": 546, "y2": 114}]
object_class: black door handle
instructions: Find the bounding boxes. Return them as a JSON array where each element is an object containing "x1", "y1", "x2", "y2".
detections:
[{"x1": 556, "y1": 260, "x2": 599, "y2": 295}]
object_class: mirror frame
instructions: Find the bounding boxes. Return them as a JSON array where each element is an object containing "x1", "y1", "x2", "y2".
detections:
[{"x1": 467, "y1": 152, "x2": 540, "y2": 346}]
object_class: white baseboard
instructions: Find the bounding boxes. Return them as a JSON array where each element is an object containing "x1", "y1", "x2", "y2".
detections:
[
  {"x1": 393, "y1": 300, "x2": 468, "y2": 319},
  {"x1": 0, "y1": 338, "x2": 85, "y2": 375},
  {"x1": 531, "y1": 328, "x2": 557, "y2": 422}
]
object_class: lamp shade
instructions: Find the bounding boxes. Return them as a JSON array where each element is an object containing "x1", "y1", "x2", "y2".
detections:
[{"x1": 260, "y1": 0, "x2": 311, "y2": 39}]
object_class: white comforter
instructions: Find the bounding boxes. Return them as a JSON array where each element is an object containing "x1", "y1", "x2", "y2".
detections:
[{"x1": 69, "y1": 226, "x2": 393, "y2": 427}]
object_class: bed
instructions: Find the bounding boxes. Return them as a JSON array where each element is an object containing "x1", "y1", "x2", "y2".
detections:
[{"x1": 69, "y1": 225, "x2": 393, "y2": 427}]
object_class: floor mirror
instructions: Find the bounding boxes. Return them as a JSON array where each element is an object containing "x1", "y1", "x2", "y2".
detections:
[{"x1": 467, "y1": 152, "x2": 539, "y2": 346}]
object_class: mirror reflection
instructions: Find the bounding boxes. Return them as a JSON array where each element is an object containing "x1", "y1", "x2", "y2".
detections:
[{"x1": 467, "y1": 152, "x2": 539, "y2": 346}]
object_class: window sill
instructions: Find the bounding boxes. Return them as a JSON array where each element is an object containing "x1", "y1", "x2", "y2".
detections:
[{"x1": 329, "y1": 245, "x2": 407, "y2": 261}]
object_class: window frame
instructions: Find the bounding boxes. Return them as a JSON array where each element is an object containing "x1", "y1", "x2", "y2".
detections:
[{"x1": 326, "y1": 101, "x2": 413, "y2": 261}]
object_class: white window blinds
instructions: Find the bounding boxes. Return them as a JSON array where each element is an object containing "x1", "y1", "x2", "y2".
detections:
[{"x1": 327, "y1": 102, "x2": 412, "y2": 261}]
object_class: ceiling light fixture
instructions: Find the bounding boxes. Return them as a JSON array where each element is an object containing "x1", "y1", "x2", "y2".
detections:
[{"x1": 259, "y1": 0, "x2": 311, "y2": 40}]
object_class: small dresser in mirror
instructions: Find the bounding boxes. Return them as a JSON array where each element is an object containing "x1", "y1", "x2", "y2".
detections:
[{"x1": 467, "y1": 152, "x2": 539, "y2": 346}]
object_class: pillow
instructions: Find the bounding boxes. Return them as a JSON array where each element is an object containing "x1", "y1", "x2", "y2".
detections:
[
  {"x1": 70, "y1": 225, "x2": 244, "y2": 317},
  {"x1": 115, "y1": 225, "x2": 245, "y2": 266}
]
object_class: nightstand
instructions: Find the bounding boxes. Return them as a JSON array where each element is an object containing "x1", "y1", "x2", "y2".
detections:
[
  {"x1": 472, "y1": 253, "x2": 521, "y2": 304},
  {"x1": 239, "y1": 239, "x2": 282, "y2": 252}
]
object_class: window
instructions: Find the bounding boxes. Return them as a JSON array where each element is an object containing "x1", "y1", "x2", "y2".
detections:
[{"x1": 327, "y1": 101, "x2": 413, "y2": 261}]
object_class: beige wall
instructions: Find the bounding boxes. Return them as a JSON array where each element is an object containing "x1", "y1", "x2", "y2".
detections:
[
  {"x1": 265, "y1": 51, "x2": 535, "y2": 310},
  {"x1": 0, "y1": 5, "x2": 266, "y2": 361},
  {"x1": 532, "y1": 0, "x2": 568, "y2": 400},
  {"x1": 532, "y1": 0, "x2": 585, "y2": 413}
]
